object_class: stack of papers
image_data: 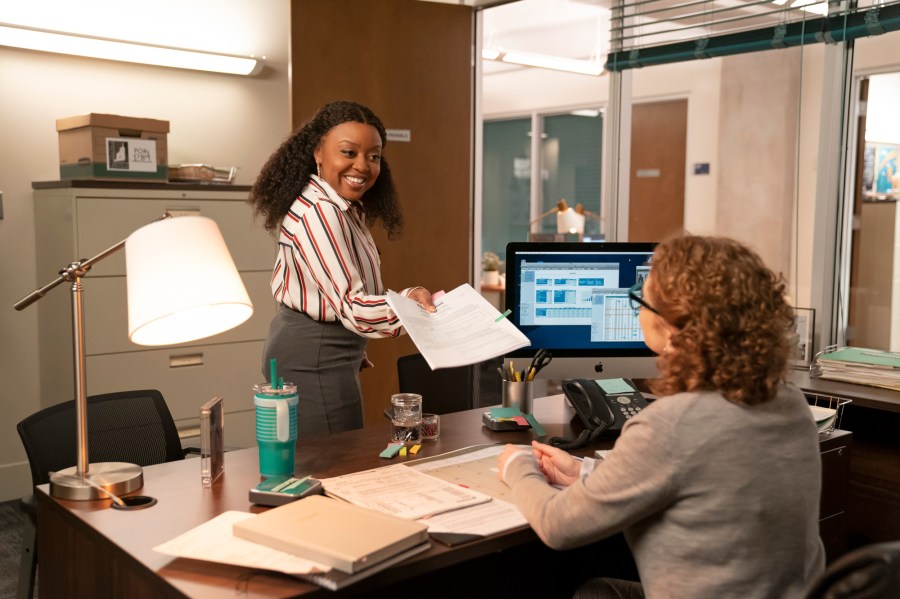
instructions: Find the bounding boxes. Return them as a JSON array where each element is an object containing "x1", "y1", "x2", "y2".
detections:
[
  {"x1": 816, "y1": 347, "x2": 900, "y2": 391},
  {"x1": 809, "y1": 405, "x2": 837, "y2": 434},
  {"x1": 386, "y1": 284, "x2": 529, "y2": 369}
]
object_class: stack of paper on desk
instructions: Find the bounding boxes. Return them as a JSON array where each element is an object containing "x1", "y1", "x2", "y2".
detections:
[
  {"x1": 816, "y1": 346, "x2": 900, "y2": 391},
  {"x1": 386, "y1": 283, "x2": 529, "y2": 369},
  {"x1": 232, "y1": 495, "x2": 429, "y2": 574}
]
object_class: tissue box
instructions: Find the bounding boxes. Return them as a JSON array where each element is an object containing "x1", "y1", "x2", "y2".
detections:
[{"x1": 56, "y1": 113, "x2": 169, "y2": 181}]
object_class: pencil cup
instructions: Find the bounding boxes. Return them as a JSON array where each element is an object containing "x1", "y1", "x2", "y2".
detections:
[
  {"x1": 254, "y1": 383, "x2": 298, "y2": 478},
  {"x1": 391, "y1": 393, "x2": 422, "y2": 446},
  {"x1": 502, "y1": 380, "x2": 534, "y2": 414}
]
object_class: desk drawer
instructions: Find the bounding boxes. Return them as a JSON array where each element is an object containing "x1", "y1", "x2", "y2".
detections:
[
  {"x1": 74, "y1": 196, "x2": 274, "y2": 275},
  {"x1": 86, "y1": 340, "x2": 264, "y2": 422},
  {"x1": 821, "y1": 443, "x2": 850, "y2": 519},
  {"x1": 83, "y1": 272, "x2": 275, "y2": 355}
]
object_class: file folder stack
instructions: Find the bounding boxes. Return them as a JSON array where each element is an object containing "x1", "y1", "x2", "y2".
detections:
[{"x1": 815, "y1": 347, "x2": 900, "y2": 391}]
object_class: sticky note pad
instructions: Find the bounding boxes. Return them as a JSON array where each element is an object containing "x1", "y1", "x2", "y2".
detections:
[
  {"x1": 597, "y1": 378, "x2": 634, "y2": 395},
  {"x1": 513, "y1": 415, "x2": 529, "y2": 426},
  {"x1": 410, "y1": 444, "x2": 421, "y2": 454},
  {"x1": 399, "y1": 446, "x2": 408, "y2": 457},
  {"x1": 491, "y1": 407, "x2": 523, "y2": 419},
  {"x1": 379, "y1": 444, "x2": 402, "y2": 458}
]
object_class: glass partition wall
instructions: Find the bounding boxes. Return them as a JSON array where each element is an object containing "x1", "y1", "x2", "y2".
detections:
[{"x1": 479, "y1": 0, "x2": 900, "y2": 357}]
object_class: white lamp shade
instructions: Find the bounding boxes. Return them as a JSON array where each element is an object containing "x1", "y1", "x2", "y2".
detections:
[
  {"x1": 556, "y1": 208, "x2": 586, "y2": 235},
  {"x1": 126, "y1": 216, "x2": 253, "y2": 346}
]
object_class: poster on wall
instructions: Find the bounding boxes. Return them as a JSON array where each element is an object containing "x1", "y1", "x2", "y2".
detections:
[{"x1": 875, "y1": 143, "x2": 898, "y2": 194}]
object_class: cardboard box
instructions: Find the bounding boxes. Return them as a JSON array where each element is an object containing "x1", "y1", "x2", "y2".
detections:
[{"x1": 56, "y1": 113, "x2": 169, "y2": 181}]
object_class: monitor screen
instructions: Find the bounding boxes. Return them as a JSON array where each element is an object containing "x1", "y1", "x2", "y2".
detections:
[{"x1": 504, "y1": 241, "x2": 659, "y2": 381}]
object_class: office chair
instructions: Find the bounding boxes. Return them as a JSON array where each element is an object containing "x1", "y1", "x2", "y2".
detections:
[
  {"x1": 396, "y1": 353, "x2": 502, "y2": 415},
  {"x1": 805, "y1": 540, "x2": 900, "y2": 599},
  {"x1": 16, "y1": 389, "x2": 187, "y2": 599}
]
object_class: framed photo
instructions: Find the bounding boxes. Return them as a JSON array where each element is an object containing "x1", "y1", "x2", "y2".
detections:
[{"x1": 791, "y1": 308, "x2": 816, "y2": 369}]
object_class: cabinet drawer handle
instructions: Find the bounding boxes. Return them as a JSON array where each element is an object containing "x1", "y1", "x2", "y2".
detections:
[
  {"x1": 169, "y1": 353, "x2": 204, "y2": 368},
  {"x1": 165, "y1": 208, "x2": 201, "y2": 218}
]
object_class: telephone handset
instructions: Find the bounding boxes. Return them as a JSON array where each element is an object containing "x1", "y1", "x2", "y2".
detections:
[{"x1": 549, "y1": 378, "x2": 650, "y2": 450}]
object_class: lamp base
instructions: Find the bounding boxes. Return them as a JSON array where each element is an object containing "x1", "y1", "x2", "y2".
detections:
[{"x1": 49, "y1": 462, "x2": 144, "y2": 500}]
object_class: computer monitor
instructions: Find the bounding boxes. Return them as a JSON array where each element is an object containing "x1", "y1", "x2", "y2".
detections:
[{"x1": 504, "y1": 241, "x2": 659, "y2": 384}]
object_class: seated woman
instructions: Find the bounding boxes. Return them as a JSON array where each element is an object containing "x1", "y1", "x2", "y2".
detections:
[{"x1": 498, "y1": 233, "x2": 824, "y2": 599}]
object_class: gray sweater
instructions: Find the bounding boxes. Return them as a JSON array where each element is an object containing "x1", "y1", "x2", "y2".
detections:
[{"x1": 503, "y1": 384, "x2": 825, "y2": 598}]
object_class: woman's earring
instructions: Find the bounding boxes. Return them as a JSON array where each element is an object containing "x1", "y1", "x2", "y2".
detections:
[{"x1": 316, "y1": 162, "x2": 322, "y2": 178}]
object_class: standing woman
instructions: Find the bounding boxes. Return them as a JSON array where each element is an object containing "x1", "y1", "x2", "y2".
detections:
[
  {"x1": 498, "y1": 234, "x2": 825, "y2": 598},
  {"x1": 249, "y1": 100, "x2": 435, "y2": 438}
]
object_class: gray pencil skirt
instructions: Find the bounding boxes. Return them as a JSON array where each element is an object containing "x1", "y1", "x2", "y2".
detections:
[{"x1": 261, "y1": 305, "x2": 367, "y2": 438}]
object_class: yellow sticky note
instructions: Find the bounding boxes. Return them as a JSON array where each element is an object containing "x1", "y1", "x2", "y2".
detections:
[
  {"x1": 399, "y1": 446, "x2": 408, "y2": 457},
  {"x1": 410, "y1": 444, "x2": 421, "y2": 454}
]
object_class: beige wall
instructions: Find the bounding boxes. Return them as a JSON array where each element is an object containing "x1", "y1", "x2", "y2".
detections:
[{"x1": 0, "y1": 0, "x2": 291, "y2": 501}]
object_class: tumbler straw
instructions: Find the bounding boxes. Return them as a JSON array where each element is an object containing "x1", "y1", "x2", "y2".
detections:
[{"x1": 270, "y1": 358, "x2": 280, "y2": 390}]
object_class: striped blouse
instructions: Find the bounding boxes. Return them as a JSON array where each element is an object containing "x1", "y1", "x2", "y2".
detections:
[{"x1": 271, "y1": 176, "x2": 412, "y2": 339}]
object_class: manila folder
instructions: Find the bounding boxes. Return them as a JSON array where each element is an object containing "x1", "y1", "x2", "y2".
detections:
[{"x1": 233, "y1": 495, "x2": 429, "y2": 574}]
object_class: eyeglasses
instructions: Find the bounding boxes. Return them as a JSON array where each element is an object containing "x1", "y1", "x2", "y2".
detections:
[{"x1": 628, "y1": 279, "x2": 660, "y2": 315}]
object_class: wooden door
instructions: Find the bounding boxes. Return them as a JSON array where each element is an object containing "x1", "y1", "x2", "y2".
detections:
[
  {"x1": 628, "y1": 100, "x2": 687, "y2": 242},
  {"x1": 291, "y1": 0, "x2": 474, "y2": 426}
]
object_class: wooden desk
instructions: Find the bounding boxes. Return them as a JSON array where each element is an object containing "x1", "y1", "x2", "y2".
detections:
[
  {"x1": 37, "y1": 395, "x2": 632, "y2": 598},
  {"x1": 36, "y1": 394, "x2": 848, "y2": 598},
  {"x1": 789, "y1": 370, "x2": 900, "y2": 547}
]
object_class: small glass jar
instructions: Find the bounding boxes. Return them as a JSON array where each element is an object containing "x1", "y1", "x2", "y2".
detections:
[
  {"x1": 390, "y1": 393, "x2": 422, "y2": 446},
  {"x1": 421, "y1": 413, "x2": 440, "y2": 440}
]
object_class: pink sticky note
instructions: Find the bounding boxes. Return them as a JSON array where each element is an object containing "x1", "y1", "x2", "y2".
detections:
[{"x1": 513, "y1": 415, "x2": 529, "y2": 426}]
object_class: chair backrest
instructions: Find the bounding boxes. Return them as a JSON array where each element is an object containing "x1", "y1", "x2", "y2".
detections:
[
  {"x1": 16, "y1": 389, "x2": 185, "y2": 487},
  {"x1": 805, "y1": 541, "x2": 900, "y2": 599},
  {"x1": 397, "y1": 353, "x2": 502, "y2": 414}
]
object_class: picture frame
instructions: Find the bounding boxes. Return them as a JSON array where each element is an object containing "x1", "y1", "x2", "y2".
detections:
[{"x1": 791, "y1": 307, "x2": 816, "y2": 369}]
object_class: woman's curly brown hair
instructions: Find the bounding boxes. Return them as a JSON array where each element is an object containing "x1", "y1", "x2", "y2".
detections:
[
  {"x1": 248, "y1": 100, "x2": 402, "y2": 238},
  {"x1": 647, "y1": 234, "x2": 795, "y2": 406}
]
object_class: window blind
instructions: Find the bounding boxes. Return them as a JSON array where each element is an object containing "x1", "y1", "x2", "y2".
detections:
[{"x1": 606, "y1": 0, "x2": 900, "y2": 71}]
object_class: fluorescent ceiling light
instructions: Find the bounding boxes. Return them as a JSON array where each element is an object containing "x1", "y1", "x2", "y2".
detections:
[
  {"x1": 571, "y1": 109, "x2": 600, "y2": 117},
  {"x1": 502, "y1": 50, "x2": 604, "y2": 76},
  {"x1": 482, "y1": 47, "x2": 603, "y2": 76},
  {"x1": 0, "y1": 22, "x2": 263, "y2": 76}
]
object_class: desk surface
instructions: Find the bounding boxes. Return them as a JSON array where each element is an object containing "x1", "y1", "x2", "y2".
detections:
[
  {"x1": 788, "y1": 369, "x2": 900, "y2": 413},
  {"x1": 37, "y1": 395, "x2": 602, "y2": 598}
]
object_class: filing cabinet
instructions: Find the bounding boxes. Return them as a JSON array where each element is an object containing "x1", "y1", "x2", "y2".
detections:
[{"x1": 32, "y1": 181, "x2": 277, "y2": 448}]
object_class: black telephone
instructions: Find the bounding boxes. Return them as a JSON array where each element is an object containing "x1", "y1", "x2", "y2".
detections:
[{"x1": 549, "y1": 378, "x2": 650, "y2": 450}]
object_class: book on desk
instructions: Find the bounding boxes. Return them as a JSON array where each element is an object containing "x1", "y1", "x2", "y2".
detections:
[{"x1": 232, "y1": 494, "x2": 429, "y2": 575}]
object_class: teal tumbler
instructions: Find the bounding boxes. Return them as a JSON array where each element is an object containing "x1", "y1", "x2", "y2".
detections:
[{"x1": 253, "y1": 383, "x2": 298, "y2": 478}]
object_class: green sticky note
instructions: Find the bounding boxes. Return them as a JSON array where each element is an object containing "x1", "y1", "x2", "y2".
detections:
[
  {"x1": 491, "y1": 407, "x2": 523, "y2": 419},
  {"x1": 524, "y1": 413, "x2": 546, "y2": 437},
  {"x1": 379, "y1": 444, "x2": 402, "y2": 458},
  {"x1": 596, "y1": 378, "x2": 634, "y2": 395}
]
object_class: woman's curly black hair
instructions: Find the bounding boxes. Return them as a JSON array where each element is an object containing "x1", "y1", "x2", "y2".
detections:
[
  {"x1": 647, "y1": 234, "x2": 795, "y2": 406},
  {"x1": 248, "y1": 100, "x2": 402, "y2": 237}
]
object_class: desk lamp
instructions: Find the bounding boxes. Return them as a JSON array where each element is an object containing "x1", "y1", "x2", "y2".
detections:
[{"x1": 15, "y1": 214, "x2": 253, "y2": 500}]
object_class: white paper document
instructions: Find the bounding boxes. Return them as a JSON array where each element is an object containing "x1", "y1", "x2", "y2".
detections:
[
  {"x1": 320, "y1": 463, "x2": 493, "y2": 520},
  {"x1": 408, "y1": 445, "x2": 528, "y2": 536},
  {"x1": 386, "y1": 283, "x2": 529, "y2": 369}
]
